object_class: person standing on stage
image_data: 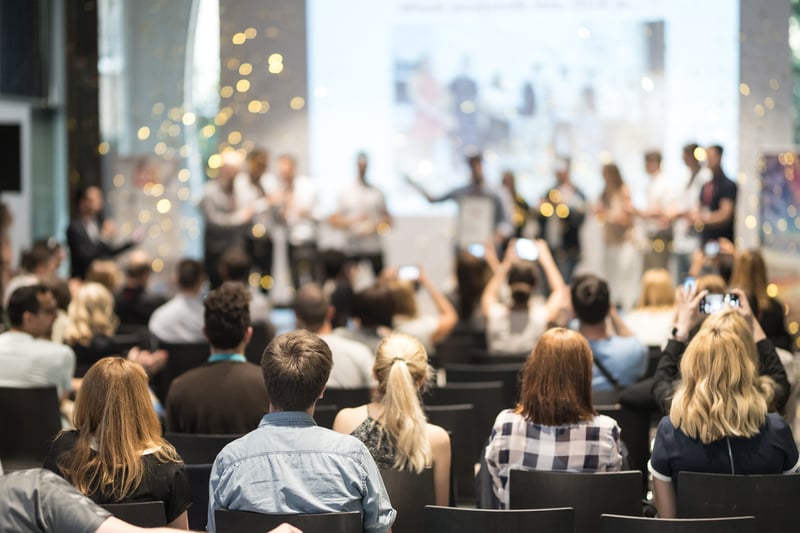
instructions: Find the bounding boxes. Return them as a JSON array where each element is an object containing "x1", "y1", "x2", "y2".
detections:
[
  {"x1": 639, "y1": 151, "x2": 681, "y2": 271},
  {"x1": 694, "y1": 144, "x2": 737, "y2": 244},
  {"x1": 234, "y1": 148, "x2": 276, "y2": 287},
  {"x1": 671, "y1": 143, "x2": 710, "y2": 279},
  {"x1": 329, "y1": 152, "x2": 391, "y2": 276},
  {"x1": 200, "y1": 151, "x2": 254, "y2": 288}
]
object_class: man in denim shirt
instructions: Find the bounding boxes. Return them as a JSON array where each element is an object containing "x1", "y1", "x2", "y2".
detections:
[{"x1": 208, "y1": 330, "x2": 396, "y2": 533}]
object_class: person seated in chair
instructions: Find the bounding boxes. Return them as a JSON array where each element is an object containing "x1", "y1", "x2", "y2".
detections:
[{"x1": 148, "y1": 260, "x2": 206, "y2": 344}]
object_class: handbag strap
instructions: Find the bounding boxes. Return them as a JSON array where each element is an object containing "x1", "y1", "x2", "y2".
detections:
[{"x1": 593, "y1": 355, "x2": 624, "y2": 392}]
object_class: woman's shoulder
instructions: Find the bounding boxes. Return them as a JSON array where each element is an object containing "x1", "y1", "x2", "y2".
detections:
[
  {"x1": 332, "y1": 404, "x2": 370, "y2": 434},
  {"x1": 588, "y1": 414, "x2": 622, "y2": 431},
  {"x1": 426, "y1": 422, "x2": 451, "y2": 444}
]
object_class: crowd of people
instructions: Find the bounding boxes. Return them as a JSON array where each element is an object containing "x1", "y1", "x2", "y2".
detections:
[{"x1": 0, "y1": 139, "x2": 795, "y2": 533}]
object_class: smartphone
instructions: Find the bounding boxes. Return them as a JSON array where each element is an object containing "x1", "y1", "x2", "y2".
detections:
[
  {"x1": 467, "y1": 243, "x2": 485, "y2": 258},
  {"x1": 699, "y1": 293, "x2": 740, "y2": 314},
  {"x1": 398, "y1": 265, "x2": 420, "y2": 281},
  {"x1": 683, "y1": 276, "x2": 696, "y2": 293},
  {"x1": 515, "y1": 239, "x2": 539, "y2": 261},
  {"x1": 704, "y1": 240, "x2": 720, "y2": 258}
]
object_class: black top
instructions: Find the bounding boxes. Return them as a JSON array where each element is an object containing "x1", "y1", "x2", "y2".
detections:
[
  {"x1": 538, "y1": 186, "x2": 586, "y2": 252},
  {"x1": 699, "y1": 174, "x2": 737, "y2": 242},
  {"x1": 69, "y1": 335, "x2": 123, "y2": 377},
  {"x1": 115, "y1": 286, "x2": 167, "y2": 327},
  {"x1": 43, "y1": 431, "x2": 191, "y2": 524},
  {"x1": 66, "y1": 218, "x2": 134, "y2": 280},
  {"x1": 759, "y1": 297, "x2": 794, "y2": 353},
  {"x1": 351, "y1": 415, "x2": 397, "y2": 470}
]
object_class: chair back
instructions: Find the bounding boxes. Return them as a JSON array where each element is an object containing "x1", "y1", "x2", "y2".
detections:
[
  {"x1": 100, "y1": 501, "x2": 167, "y2": 528},
  {"x1": 164, "y1": 432, "x2": 239, "y2": 464},
  {"x1": 245, "y1": 322, "x2": 276, "y2": 365},
  {"x1": 0, "y1": 386, "x2": 62, "y2": 470},
  {"x1": 153, "y1": 341, "x2": 211, "y2": 402},
  {"x1": 380, "y1": 468, "x2": 435, "y2": 533},
  {"x1": 214, "y1": 510, "x2": 362, "y2": 533},
  {"x1": 423, "y1": 381, "x2": 504, "y2": 452},
  {"x1": 313, "y1": 403, "x2": 338, "y2": 429},
  {"x1": 186, "y1": 463, "x2": 213, "y2": 531},
  {"x1": 595, "y1": 403, "x2": 650, "y2": 494},
  {"x1": 509, "y1": 470, "x2": 642, "y2": 533},
  {"x1": 317, "y1": 387, "x2": 372, "y2": 409},
  {"x1": 676, "y1": 472, "x2": 800, "y2": 533},
  {"x1": 444, "y1": 362, "x2": 522, "y2": 408},
  {"x1": 601, "y1": 514, "x2": 756, "y2": 533},
  {"x1": 424, "y1": 505, "x2": 574, "y2": 533},
  {"x1": 425, "y1": 403, "x2": 477, "y2": 502}
]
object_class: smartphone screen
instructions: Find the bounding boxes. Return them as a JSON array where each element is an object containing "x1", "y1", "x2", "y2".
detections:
[
  {"x1": 704, "y1": 240, "x2": 720, "y2": 258},
  {"x1": 699, "y1": 293, "x2": 740, "y2": 314},
  {"x1": 398, "y1": 265, "x2": 420, "y2": 281},
  {"x1": 515, "y1": 239, "x2": 539, "y2": 261},
  {"x1": 683, "y1": 276, "x2": 696, "y2": 293},
  {"x1": 467, "y1": 243, "x2": 485, "y2": 258}
]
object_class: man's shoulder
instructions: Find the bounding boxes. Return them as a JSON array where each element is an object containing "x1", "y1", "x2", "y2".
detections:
[
  {"x1": 321, "y1": 333, "x2": 373, "y2": 357},
  {"x1": 2, "y1": 334, "x2": 74, "y2": 358}
]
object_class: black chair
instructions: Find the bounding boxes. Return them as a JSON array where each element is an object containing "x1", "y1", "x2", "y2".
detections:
[
  {"x1": 186, "y1": 463, "x2": 213, "y2": 531},
  {"x1": 470, "y1": 352, "x2": 528, "y2": 365},
  {"x1": 424, "y1": 505, "x2": 574, "y2": 533},
  {"x1": 423, "y1": 381, "x2": 505, "y2": 453},
  {"x1": 153, "y1": 341, "x2": 211, "y2": 402},
  {"x1": 601, "y1": 514, "x2": 757, "y2": 533},
  {"x1": 317, "y1": 387, "x2": 372, "y2": 409},
  {"x1": 676, "y1": 472, "x2": 800, "y2": 533},
  {"x1": 592, "y1": 389, "x2": 621, "y2": 405},
  {"x1": 444, "y1": 362, "x2": 522, "y2": 409},
  {"x1": 314, "y1": 403, "x2": 338, "y2": 429},
  {"x1": 100, "y1": 501, "x2": 167, "y2": 528},
  {"x1": 0, "y1": 386, "x2": 62, "y2": 471},
  {"x1": 214, "y1": 510, "x2": 362, "y2": 533},
  {"x1": 595, "y1": 403, "x2": 651, "y2": 494},
  {"x1": 164, "y1": 433, "x2": 239, "y2": 464},
  {"x1": 425, "y1": 403, "x2": 477, "y2": 503},
  {"x1": 380, "y1": 468, "x2": 435, "y2": 533},
  {"x1": 509, "y1": 470, "x2": 642, "y2": 533},
  {"x1": 245, "y1": 322, "x2": 276, "y2": 365}
]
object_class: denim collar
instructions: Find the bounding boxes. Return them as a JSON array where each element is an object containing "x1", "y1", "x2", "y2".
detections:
[{"x1": 259, "y1": 411, "x2": 316, "y2": 428}]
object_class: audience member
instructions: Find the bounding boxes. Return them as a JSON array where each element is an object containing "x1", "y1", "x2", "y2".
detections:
[
  {"x1": 333, "y1": 333, "x2": 451, "y2": 505},
  {"x1": 623, "y1": 268, "x2": 675, "y2": 348},
  {"x1": 218, "y1": 247, "x2": 272, "y2": 325},
  {"x1": 649, "y1": 309, "x2": 799, "y2": 518},
  {"x1": 63, "y1": 282, "x2": 122, "y2": 377},
  {"x1": 85, "y1": 259, "x2": 122, "y2": 294},
  {"x1": 3, "y1": 241, "x2": 59, "y2": 307},
  {"x1": 480, "y1": 239, "x2": 565, "y2": 355},
  {"x1": 41, "y1": 275, "x2": 72, "y2": 343},
  {"x1": 334, "y1": 284, "x2": 395, "y2": 352},
  {"x1": 388, "y1": 266, "x2": 458, "y2": 354},
  {"x1": 0, "y1": 284, "x2": 75, "y2": 400},
  {"x1": 148, "y1": 259, "x2": 206, "y2": 344},
  {"x1": 67, "y1": 186, "x2": 137, "y2": 280},
  {"x1": 571, "y1": 274, "x2": 648, "y2": 391},
  {"x1": 44, "y1": 357, "x2": 190, "y2": 529},
  {"x1": 294, "y1": 283, "x2": 373, "y2": 389},
  {"x1": 652, "y1": 287, "x2": 790, "y2": 414},
  {"x1": 453, "y1": 248, "x2": 491, "y2": 328},
  {"x1": 485, "y1": 328, "x2": 623, "y2": 508},
  {"x1": 208, "y1": 330, "x2": 395, "y2": 533},
  {"x1": 320, "y1": 249, "x2": 355, "y2": 329},
  {"x1": 114, "y1": 251, "x2": 166, "y2": 329},
  {"x1": 166, "y1": 282, "x2": 267, "y2": 434}
]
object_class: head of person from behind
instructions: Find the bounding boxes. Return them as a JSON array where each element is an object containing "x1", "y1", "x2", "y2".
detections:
[
  {"x1": 261, "y1": 330, "x2": 333, "y2": 413},
  {"x1": 637, "y1": 268, "x2": 674, "y2": 309},
  {"x1": 75, "y1": 186, "x2": 104, "y2": 219},
  {"x1": 467, "y1": 153, "x2": 484, "y2": 185},
  {"x1": 64, "y1": 282, "x2": 118, "y2": 347},
  {"x1": 517, "y1": 327, "x2": 594, "y2": 425},
  {"x1": 571, "y1": 274, "x2": 611, "y2": 326},
  {"x1": 373, "y1": 333, "x2": 433, "y2": 472},
  {"x1": 670, "y1": 309, "x2": 774, "y2": 443},
  {"x1": 507, "y1": 261, "x2": 537, "y2": 310},
  {"x1": 56, "y1": 357, "x2": 181, "y2": 501},
  {"x1": 7, "y1": 284, "x2": 58, "y2": 339},
  {"x1": 204, "y1": 281, "x2": 252, "y2": 353},
  {"x1": 388, "y1": 279, "x2": 418, "y2": 320}
]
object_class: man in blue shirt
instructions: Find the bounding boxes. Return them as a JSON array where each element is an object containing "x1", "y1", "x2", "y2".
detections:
[
  {"x1": 571, "y1": 274, "x2": 648, "y2": 391},
  {"x1": 208, "y1": 330, "x2": 396, "y2": 533}
]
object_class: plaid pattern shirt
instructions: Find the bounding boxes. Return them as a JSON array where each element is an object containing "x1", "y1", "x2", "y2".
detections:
[{"x1": 485, "y1": 409, "x2": 623, "y2": 508}]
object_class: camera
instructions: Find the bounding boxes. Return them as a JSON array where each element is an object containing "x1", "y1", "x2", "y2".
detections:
[{"x1": 699, "y1": 293, "x2": 740, "y2": 314}]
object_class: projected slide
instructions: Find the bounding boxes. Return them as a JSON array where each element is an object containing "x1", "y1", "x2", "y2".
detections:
[
  {"x1": 307, "y1": 0, "x2": 739, "y2": 215},
  {"x1": 761, "y1": 153, "x2": 800, "y2": 253}
]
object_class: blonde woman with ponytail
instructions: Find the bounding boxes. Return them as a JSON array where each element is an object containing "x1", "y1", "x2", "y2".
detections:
[{"x1": 333, "y1": 333, "x2": 451, "y2": 505}]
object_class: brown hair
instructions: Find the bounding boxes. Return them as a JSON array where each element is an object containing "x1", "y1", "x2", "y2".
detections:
[
  {"x1": 57, "y1": 357, "x2": 181, "y2": 501},
  {"x1": 637, "y1": 268, "x2": 674, "y2": 308},
  {"x1": 728, "y1": 249, "x2": 770, "y2": 317},
  {"x1": 261, "y1": 330, "x2": 332, "y2": 411},
  {"x1": 86, "y1": 260, "x2": 121, "y2": 293},
  {"x1": 388, "y1": 279, "x2": 418, "y2": 318},
  {"x1": 516, "y1": 328, "x2": 595, "y2": 425},
  {"x1": 204, "y1": 281, "x2": 251, "y2": 350}
]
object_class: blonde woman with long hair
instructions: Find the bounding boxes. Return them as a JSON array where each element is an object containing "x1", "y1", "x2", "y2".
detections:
[
  {"x1": 649, "y1": 304, "x2": 799, "y2": 519},
  {"x1": 63, "y1": 281, "x2": 121, "y2": 376},
  {"x1": 623, "y1": 268, "x2": 675, "y2": 348},
  {"x1": 333, "y1": 333, "x2": 451, "y2": 505},
  {"x1": 44, "y1": 357, "x2": 190, "y2": 529}
]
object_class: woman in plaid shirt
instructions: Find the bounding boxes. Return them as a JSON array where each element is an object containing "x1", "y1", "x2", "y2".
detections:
[{"x1": 485, "y1": 327, "x2": 623, "y2": 508}]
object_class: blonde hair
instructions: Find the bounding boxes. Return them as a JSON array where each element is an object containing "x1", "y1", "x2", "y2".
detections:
[
  {"x1": 670, "y1": 310, "x2": 774, "y2": 444},
  {"x1": 373, "y1": 333, "x2": 432, "y2": 472},
  {"x1": 696, "y1": 274, "x2": 726, "y2": 295},
  {"x1": 64, "y1": 282, "x2": 119, "y2": 347},
  {"x1": 388, "y1": 280, "x2": 418, "y2": 319},
  {"x1": 57, "y1": 357, "x2": 181, "y2": 501},
  {"x1": 637, "y1": 268, "x2": 674, "y2": 308},
  {"x1": 86, "y1": 260, "x2": 122, "y2": 293}
]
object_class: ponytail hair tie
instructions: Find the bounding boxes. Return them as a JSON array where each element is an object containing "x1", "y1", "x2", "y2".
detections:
[{"x1": 392, "y1": 356, "x2": 406, "y2": 364}]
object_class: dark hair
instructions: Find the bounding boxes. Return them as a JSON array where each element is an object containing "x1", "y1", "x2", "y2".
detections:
[
  {"x1": 261, "y1": 330, "x2": 333, "y2": 411},
  {"x1": 294, "y1": 283, "x2": 329, "y2": 332},
  {"x1": 466, "y1": 154, "x2": 482, "y2": 167},
  {"x1": 455, "y1": 251, "x2": 490, "y2": 320},
  {"x1": 571, "y1": 274, "x2": 610, "y2": 325},
  {"x1": 176, "y1": 259, "x2": 205, "y2": 290},
  {"x1": 708, "y1": 144, "x2": 724, "y2": 157},
  {"x1": 352, "y1": 284, "x2": 394, "y2": 328},
  {"x1": 247, "y1": 148, "x2": 268, "y2": 161},
  {"x1": 644, "y1": 151, "x2": 662, "y2": 165},
  {"x1": 125, "y1": 260, "x2": 151, "y2": 280},
  {"x1": 219, "y1": 247, "x2": 251, "y2": 283},
  {"x1": 203, "y1": 281, "x2": 251, "y2": 350},
  {"x1": 683, "y1": 143, "x2": 699, "y2": 160},
  {"x1": 320, "y1": 249, "x2": 350, "y2": 281},
  {"x1": 41, "y1": 276, "x2": 71, "y2": 311},
  {"x1": 507, "y1": 262, "x2": 537, "y2": 306},
  {"x1": 73, "y1": 185, "x2": 98, "y2": 208},
  {"x1": 7, "y1": 284, "x2": 49, "y2": 327},
  {"x1": 20, "y1": 243, "x2": 53, "y2": 273}
]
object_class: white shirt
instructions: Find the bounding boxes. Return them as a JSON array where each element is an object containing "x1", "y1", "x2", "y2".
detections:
[
  {"x1": 234, "y1": 172, "x2": 275, "y2": 231},
  {"x1": 645, "y1": 172, "x2": 682, "y2": 236},
  {"x1": 148, "y1": 293, "x2": 205, "y2": 343},
  {"x1": 394, "y1": 314, "x2": 440, "y2": 355},
  {"x1": 673, "y1": 166, "x2": 711, "y2": 254},
  {"x1": 486, "y1": 297, "x2": 549, "y2": 355},
  {"x1": 265, "y1": 175, "x2": 319, "y2": 245},
  {"x1": 0, "y1": 331, "x2": 75, "y2": 397},
  {"x1": 318, "y1": 333, "x2": 374, "y2": 389},
  {"x1": 622, "y1": 308, "x2": 674, "y2": 349},
  {"x1": 335, "y1": 182, "x2": 388, "y2": 254}
]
